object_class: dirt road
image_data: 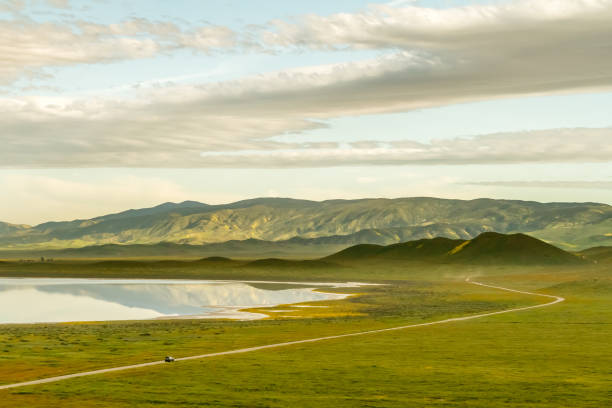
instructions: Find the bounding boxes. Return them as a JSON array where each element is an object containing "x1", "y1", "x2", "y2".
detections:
[{"x1": 0, "y1": 279, "x2": 564, "y2": 391}]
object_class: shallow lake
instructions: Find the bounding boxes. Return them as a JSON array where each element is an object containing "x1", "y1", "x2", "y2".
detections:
[{"x1": 0, "y1": 278, "x2": 354, "y2": 324}]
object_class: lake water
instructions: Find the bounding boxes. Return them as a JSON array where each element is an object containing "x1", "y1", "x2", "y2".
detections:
[{"x1": 0, "y1": 278, "x2": 354, "y2": 324}]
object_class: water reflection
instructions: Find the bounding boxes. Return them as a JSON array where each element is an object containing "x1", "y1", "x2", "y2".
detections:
[{"x1": 0, "y1": 278, "x2": 347, "y2": 324}]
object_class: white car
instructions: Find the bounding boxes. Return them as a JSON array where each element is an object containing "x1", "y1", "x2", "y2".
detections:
[{"x1": 164, "y1": 356, "x2": 175, "y2": 363}]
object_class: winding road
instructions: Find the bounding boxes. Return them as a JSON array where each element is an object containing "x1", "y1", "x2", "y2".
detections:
[{"x1": 0, "y1": 279, "x2": 564, "y2": 391}]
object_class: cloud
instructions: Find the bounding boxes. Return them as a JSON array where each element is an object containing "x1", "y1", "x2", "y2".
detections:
[
  {"x1": 466, "y1": 180, "x2": 612, "y2": 190},
  {"x1": 264, "y1": 0, "x2": 612, "y2": 50},
  {"x1": 3, "y1": 66, "x2": 612, "y2": 171},
  {"x1": 0, "y1": 52, "x2": 427, "y2": 168},
  {"x1": 261, "y1": 0, "x2": 612, "y2": 98},
  {"x1": 44, "y1": 0, "x2": 70, "y2": 9},
  {"x1": 0, "y1": 17, "x2": 239, "y2": 85},
  {"x1": 196, "y1": 128, "x2": 612, "y2": 168},
  {"x1": 7, "y1": 0, "x2": 612, "y2": 98},
  {"x1": 2, "y1": 47, "x2": 612, "y2": 168},
  {"x1": 0, "y1": 0, "x2": 25, "y2": 13},
  {"x1": 4, "y1": 1, "x2": 612, "y2": 168},
  {"x1": 1, "y1": 0, "x2": 71, "y2": 12},
  {"x1": 0, "y1": 19, "x2": 155, "y2": 84}
]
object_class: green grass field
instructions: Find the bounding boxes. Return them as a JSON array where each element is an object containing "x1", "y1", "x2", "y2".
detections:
[{"x1": 0, "y1": 260, "x2": 610, "y2": 407}]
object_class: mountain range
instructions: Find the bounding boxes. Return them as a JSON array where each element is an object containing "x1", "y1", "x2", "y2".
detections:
[{"x1": 0, "y1": 197, "x2": 610, "y2": 253}]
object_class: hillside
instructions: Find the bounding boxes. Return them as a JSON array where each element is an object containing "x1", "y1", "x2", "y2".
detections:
[
  {"x1": 447, "y1": 232, "x2": 583, "y2": 265},
  {"x1": 0, "y1": 222, "x2": 30, "y2": 235},
  {"x1": 0, "y1": 197, "x2": 610, "y2": 251},
  {"x1": 244, "y1": 258, "x2": 335, "y2": 269},
  {"x1": 328, "y1": 232, "x2": 584, "y2": 265},
  {"x1": 327, "y1": 237, "x2": 462, "y2": 262},
  {"x1": 0, "y1": 239, "x2": 348, "y2": 260},
  {"x1": 577, "y1": 246, "x2": 612, "y2": 263}
]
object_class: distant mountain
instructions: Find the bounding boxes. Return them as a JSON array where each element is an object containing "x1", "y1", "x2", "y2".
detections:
[
  {"x1": 0, "y1": 197, "x2": 610, "y2": 251},
  {"x1": 0, "y1": 239, "x2": 346, "y2": 260},
  {"x1": 0, "y1": 222, "x2": 30, "y2": 235},
  {"x1": 328, "y1": 232, "x2": 584, "y2": 265}
]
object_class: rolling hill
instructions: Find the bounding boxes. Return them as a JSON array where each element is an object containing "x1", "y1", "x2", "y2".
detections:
[
  {"x1": 0, "y1": 197, "x2": 610, "y2": 251},
  {"x1": 577, "y1": 246, "x2": 612, "y2": 263},
  {"x1": 327, "y1": 232, "x2": 584, "y2": 265},
  {"x1": 0, "y1": 222, "x2": 29, "y2": 235},
  {"x1": 0, "y1": 239, "x2": 349, "y2": 260}
]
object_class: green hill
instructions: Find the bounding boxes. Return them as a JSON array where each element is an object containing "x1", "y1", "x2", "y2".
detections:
[
  {"x1": 447, "y1": 232, "x2": 583, "y2": 265},
  {"x1": 328, "y1": 232, "x2": 584, "y2": 265},
  {"x1": 0, "y1": 239, "x2": 348, "y2": 260},
  {"x1": 244, "y1": 258, "x2": 335, "y2": 269},
  {"x1": 325, "y1": 244, "x2": 387, "y2": 261},
  {"x1": 327, "y1": 238, "x2": 462, "y2": 262},
  {"x1": 0, "y1": 197, "x2": 610, "y2": 251},
  {"x1": 577, "y1": 246, "x2": 612, "y2": 263},
  {"x1": 383, "y1": 237, "x2": 464, "y2": 260},
  {"x1": 197, "y1": 256, "x2": 233, "y2": 262}
]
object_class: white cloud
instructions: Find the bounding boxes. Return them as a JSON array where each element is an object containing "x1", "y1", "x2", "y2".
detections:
[
  {"x1": 264, "y1": 0, "x2": 612, "y2": 50},
  {"x1": 467, "y1": 180, "x2": 612, "y2": 190},
  {"x1": 260, "y1": 0, "x2": 612, "y2": 104},
  {"x1": 0, "y1": 0, "x2": 25, "y2": 13},
  {"x1": 178, "y1": 25, "x2": 237, "y2": 50},
  {"x1": 3, "y1": 1, "x2": 612, "y2": 169},
  {"x1": 2, "y1": 47, "x2": 612, "y2": 168},
  {"x1": 196, "y1": 128, "x2": 612, "y2": 168},
  {"x1": 44, "y1": 0, "x2": 70, "y2": 9},
  {"x1": 0, "y1": 18, "x2": 239, "y2": 85}
]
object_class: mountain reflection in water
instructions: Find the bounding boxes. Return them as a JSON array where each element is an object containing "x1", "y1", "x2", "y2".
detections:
[{"x1": 0, "y1": 278, "x2": 348, "y2": 324}]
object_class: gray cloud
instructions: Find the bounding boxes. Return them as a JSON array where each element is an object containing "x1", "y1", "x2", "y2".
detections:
[{"x1": 262, "y1": 0, "x2": 612, "y2": 99}]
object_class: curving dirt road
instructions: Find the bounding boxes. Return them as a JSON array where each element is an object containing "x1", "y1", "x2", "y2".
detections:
[{"x1": 0, "y1": 279, "x2": 564, "y2": 391}]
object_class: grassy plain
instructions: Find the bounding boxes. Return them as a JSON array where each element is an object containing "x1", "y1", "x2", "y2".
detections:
[{"x1": 0, "y1": 259, "x2": 610, "y2": 407}]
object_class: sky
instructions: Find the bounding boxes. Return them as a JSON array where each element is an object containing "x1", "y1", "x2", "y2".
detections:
[{"x1": 1, "y1": 0, "x2": 612, "y2": 225}]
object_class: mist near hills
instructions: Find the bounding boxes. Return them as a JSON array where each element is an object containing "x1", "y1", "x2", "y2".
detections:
[
  {"x1": 0, "y1": 232, "x2": 589, "y2": 268},
  {"x1": 0, "y1": 197, "x2": 610, "y2": 252}
]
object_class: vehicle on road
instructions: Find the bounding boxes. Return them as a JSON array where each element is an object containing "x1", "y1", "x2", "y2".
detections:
[{"x1": 164, "y1": 356, "x2": 175, "y2": 363}]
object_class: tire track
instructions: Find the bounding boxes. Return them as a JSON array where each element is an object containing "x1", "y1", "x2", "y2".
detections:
[{"x1": 0, "y1": 279, "x2": 564, "y2": 391}]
